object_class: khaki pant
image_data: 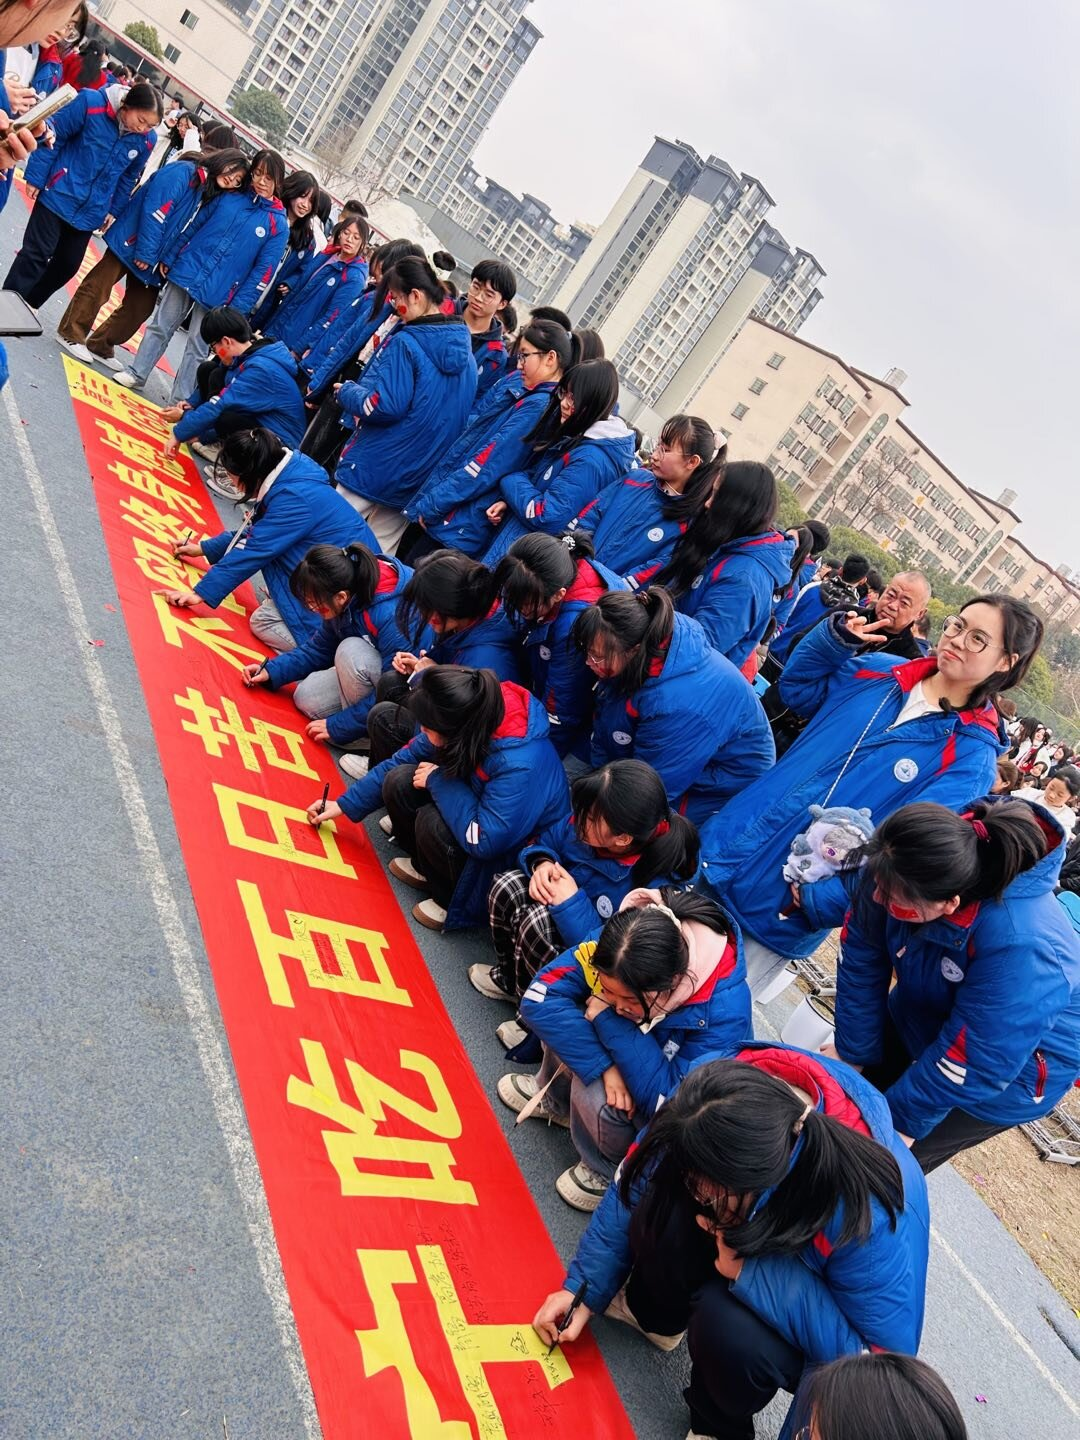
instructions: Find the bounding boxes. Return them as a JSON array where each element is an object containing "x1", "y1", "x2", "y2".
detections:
[{"x1": 57, "y1": 250, "x2": 160, "y2": 358}]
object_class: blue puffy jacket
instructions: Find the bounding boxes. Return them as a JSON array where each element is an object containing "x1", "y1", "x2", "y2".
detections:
[
  {"x1": 456, "y1": 296, "x2": 509, "y2": 399},
  {"x1": 164, "y1": 188, "x2": 287, "y2": 314},
  {"x1": 194, "y1": 451, "x2": 375, "y2": 645},
  {"x1": 267, "y1": 249, "x2": 369, "y2": 357},
  {"x1": 335, "y1": 315, "x2": 477, "y2": 511},
  {"x1": 573, "y1": 469, "x2": 686, "y2": 589},
  {"x1": 31, "y1": 46, "x2": 62, "y2": 97},
  {"x1": 515, "y1": 815, "x2": 702, "y2": 948},
  {"x1": 105, "y1": 159, "x2": 208, "y2": 284},
  {"x1": 408, "y1": 603, "x2": 522, "y2": 681},
  {"x1": 700, "y1": 616, "x2": 1005, "y2": 958},
  {"x1": 338, "y1": 682, "x2": 570, "y2": 929},
  {"x1": 249, "y1": 238, "x2": 319, "y2": 332},
  {"x1": 772, "y1": 558, "x2": 819, "y2": 635},
  {"x1": 483, "y1": 418, "x2": 639, "y2": 566},
  {"x1": 565, "y1": 1043, "x2": 929, "y2": 1388},
  {"x1": 591, "y1": 612, "x2": 775, "y2": 824},
  {"x1": 835, "y1": 803, "x2": 1080, "y2": 1136},
  {"x1": 523, "y1": 898, "x2": 751, "y2": 1113},
  {"x1": 305, "y1": 286, "x2": 391, "y2": 394},
  {"x1": 264, "y1": 557, "x2": 411, "y2": 743},
  {"x1": 405, "y1": 378, "x2": 559, "y2": 554},
  {"x1": 512, "y1": 557, "x2": 627, "y2": 760},
  {"x1": 175, "y1": 338, "x2": 306, "y2": 447},
  {"x1": 0, "y1": 71, "x2": 12, "y2": 215},
  {"x1": 676, "y1": 529, "x2": 796, "y2": 668},
  {"x1": 24, "y1": 85, "x2": 155, "y2": 231}
]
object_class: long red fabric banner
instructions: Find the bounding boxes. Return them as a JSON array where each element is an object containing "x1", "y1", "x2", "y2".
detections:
[{"x1": 61, "y1": 356, "x2": 634, "y2": 1439}]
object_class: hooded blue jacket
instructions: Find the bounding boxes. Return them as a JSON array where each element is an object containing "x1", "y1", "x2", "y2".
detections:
[
  {"x1": 676, "y1": 529, "x2": 796, "y2": 668},
  {"x1": 195, "y1": 451, "x2": 374, "y2": 645},
  {"x1": 335, "y1": 315, "x2": 477, "y2": 510},
  {"x1": 267, "y1": 249, "x2": 369, "y2": 357},
  {"x1": 574, "y1": 470, "x2": 686, "y2": 589},
  {"x1": 455, "y1": 296, "x2": 509, "y2": 399},
  {"x1": 105, "y1": 159, "x2": 208, "y2": 284},
  {"x1": 522, "y1": 897, "x2": 751, "y2": 1112},
  {"x1": 264, "y1": 557, "x2": 411, "y2": 743},
  {"x1": 405, "y1": 378, "x2": 559, "y2": 555},
  {"x1": 835, "y1": 803, "x2": 1080, "y2": 1136},
  {"x1": 338, "y1": 682, "x2": 570, "y2": 929},
  {"x1": 773, "y1": 558, "x2": 819, "y2": 634},
  {"x1": 174, "y1": 338, "x2": 307, "y2": 447},
  {"x1": 411, "y1": 603, "x2": 522, "y2": 681},
  {"x1": 515, "y1": 815, "x2": 702, "y2": 949},
  {"x1": 249, "y1": 238, "x2": 319, "y2": 332},
  {"x1": 482, "y1": 418, "x2": 639, "y2": 566},
  {"x1": 591, "y1": 612, "x2": 775, "y2": 824},
  {"x1": 305, "y1": 287, "x2": 391, "y2": 394},
  {"x1": 163, "y1": 188, "x2": 287, "y2": 314},
  {"x1": 565, "y1": 1043, "x2": 929, "y2": 1395},
  {"x1": 24, "y1": 85, "x2": 155, "y2": 231},
  {"x1": 511, "y1": 557, "x2": 627, "y2": 760},
  {"x1": 700, "y1": 617, "x2": 1005, "y2": 957}
]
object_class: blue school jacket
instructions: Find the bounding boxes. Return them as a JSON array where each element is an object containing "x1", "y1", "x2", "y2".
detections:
[
  {"x1": 334, "y1": 315, "x2": 477, "y2": 511},
  {"x1": 105, "y1": 160, "x2": 207, "y2": 284},
  {"x1": 591, "y1": 612, "x2": 775, "y2": 824},
  {"x1": 0, "y1": 71, "x2": 12, "y2": 214},
  {"x1": 566, "y1": 1043, "x2": 929, "y2": 1391},
  {"x1": 483, "y1": 418, "x2": 639, "y2": 566},
  {"x1": 405, "y1": 378, "x2": 559, "y2": 555},
  {"x1": 163, "y1": 188, "x2": 287, "y2": 314},
  {"x1": 305, "y1": 287, "x2": 391, "y2": 393},
  {"x1": 174, "y1": 339, "x2": 306, "y2": 448},
  {"x1": 32, "y1": 47, "x2": 62, "y2": 97},
  {"x1": 466, "y1": 363, "x2": 518, "y2": 424},
  {"x1": 194, "y1": 452, "x2": 373, "y2": 645},
  {"x1": 248, "y1": 238, "x2": 319, "y2": 332},
  {"x1": 267, "y1": 249, "x2": 369, "y2": 357},
  {"x1": 700, "y1": 617, "x2": 1005, "y2": 958},
  {"x1": 24, "y1": 85, "x2": 155, "y2": 231},
  {"x1": 772, "y1": 558, "x2": 819, "y2": 635},
  {"x1": 455, "y1": 296, "x2": 508, "y2": 399},
  {"x1": 676, "y1": 528, "x2": 796, "y2": 668},
  {"x1": 516, "y1": 815, "x2": 702, "y2": 948},
  {"x1": 835, "y1": 804, "x2": 1080, "y2": 1137},
  {"x1": 574, "y1": 470, "x2": 686, "y2": 589},
  {"x1": 418, "y1": 603, "x2": 522, "y2": 681},
  {"x1": 513, "y1": 557, "x2": 627, "y2": 760},
  {"x1": 264, "y1": 557, "x2": 411, "y2": 742},
  {"x1": 338, "y1": 682, "x2": 570, "y2": 929}
]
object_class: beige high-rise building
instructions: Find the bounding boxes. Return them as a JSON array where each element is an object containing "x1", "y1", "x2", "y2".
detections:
[{"x1": 97, "y1": 0, "x2": 254, "y2": 106}]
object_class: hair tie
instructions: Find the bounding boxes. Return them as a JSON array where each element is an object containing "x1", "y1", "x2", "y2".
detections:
[
  {"x1": 648, "y1": 902, "x2": 681, "y2": 931},
  {"x1": 635, "y1": 589, "x2": 651, "y2": 606},
  {"x1": 793, "y1": 1101, "x2": 814, "y2": 1136},
  {"x1": 652, "y1": 818, "x2": 670, "y2": 839},
  {"x1": 960, "y1": 810, "x2": 990, "y2": 841},
  {"x1": 561, "y1": 532, "x2": 576, "y2": 548}
]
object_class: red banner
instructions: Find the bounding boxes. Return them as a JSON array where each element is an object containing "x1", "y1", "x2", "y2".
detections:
[{"x1": 61, "y1": 356, "x2": 634, "y2": 1439}]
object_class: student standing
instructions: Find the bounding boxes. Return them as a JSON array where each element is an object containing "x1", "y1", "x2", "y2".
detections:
[
  {"x1": 264, "y1": 215, "x2": 369, "y2": 361},
  {"x1": 248, "y1": 169, "x2": 319, "y2": 333},
  {"x1": 457, "y1": 258, "x2": 516, "y2": 400},
  {"x1": 4, "y1": 80, "x2": 161, "y2": 309}
]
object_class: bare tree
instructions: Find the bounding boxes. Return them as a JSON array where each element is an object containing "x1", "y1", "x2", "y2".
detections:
[
  {"x1": 310, "y1": 126, "x2": 400, "y2": 208},
  {"x1": 845, "y1": 445, "x2": 914, "y2": 529}
]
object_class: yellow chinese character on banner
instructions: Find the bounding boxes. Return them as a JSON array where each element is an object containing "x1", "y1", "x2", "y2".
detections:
[
  {"x1": 237, "y1": 879, "x2": 411, "y2": 1010},
  {"x1": 109, "y1": 461, "x2": 203, "y2": 523},
  {"x1": 287, "y1": 1038, "x2": 476, "y2": 1205},
  {"x1": 212, "y1": 783, "x2": 357, "y2": 876},
  {"x1": 94, "y1": 418, "x2": 186, "y2": 480},
  {"x1": 355, "y1": 1246, "x2": 571, "y2": 1439},
  {"x1": 176, "y1": 688, "x2": 318, "y2": 778},
  {"x1": 131, "y1": 537, "x2": 246, "y2": 615},
  {"x1": 62, "y1": 356, "x2": 171, "y2": 437},
  {"x1": 152, "y1": 592, "x2": 265, "y2": 671},
  {"x1": 120, "y1": 496, "x2": 188, "y2": 548}
]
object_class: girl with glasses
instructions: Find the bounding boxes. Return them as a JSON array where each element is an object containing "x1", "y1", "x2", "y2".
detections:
[
  {"x1": 698, "y1": 594, "x2": 1043, "y2": 999},
  {"x1": 533, "y1": 1053, "x2": 929, "y2": 1440}
]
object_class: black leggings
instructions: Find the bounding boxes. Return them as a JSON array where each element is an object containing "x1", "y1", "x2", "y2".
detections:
[
  {"x1": 381, "y1": 765, "x2": 467, "y2": 908},
  {"x1": 4, "y1": 202, "x2": 93, "y2": 308}
]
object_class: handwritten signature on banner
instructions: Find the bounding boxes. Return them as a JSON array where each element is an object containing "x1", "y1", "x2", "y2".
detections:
[{"x1": 61, "y1": 357, "x2": 634, "y2": 1440}]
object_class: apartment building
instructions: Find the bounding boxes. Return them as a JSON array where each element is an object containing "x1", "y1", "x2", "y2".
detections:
[
  {"x1": 235, "y1": 0, "x2": 540, "y2": 206},
  {"x1": 689, "y1": 317, "x2": 1080, "y2": 629},
  {"x1": 96, "y1": 0, "x2": 255, "y2": 106}
]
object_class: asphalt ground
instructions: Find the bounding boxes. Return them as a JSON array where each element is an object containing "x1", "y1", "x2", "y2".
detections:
[{"x1": 1, "y1": 196, "x2": 1078, "y2": 1439}]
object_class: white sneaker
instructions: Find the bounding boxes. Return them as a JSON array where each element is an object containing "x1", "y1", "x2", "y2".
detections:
[
  {"x1": 496, "y1": 1018, "x2": 528, "y2": 1050},
  {"x1": 57, "y1": 336, "x2": 94, "y2": 362},
  {"x1": 339, "y1": 754, "x2": 369, "y2": 780},
  {"x1": 113, "y1": 369, "x2": 142, "y2": 388},
  {"x1": 388, "y1": 855, "x2": 428, "y2": 890},
  {"x1": 378, "y1": 814, "x2": 394, "y2": 836},
  {"x1": 203, "y1": 469, "x2": 241, "y2": 501},
  {"x1": 555, "y1": 1161, "x2": 610, "y2": 1213},
  {"x1": 495, "y1": 1072, "x2": 570, "y2": 1128},
  {"x1": 97, "y1": 352, "x2": 124, "y2": 372},
  {"x1": 604, "y1": 1286, "x2": 685, "y2": 1352},
  {"x1": 412, "y1": 897, "x2": 447, "y2": 931},
  {"x1": 468, "y1": 964, "x2": 515, "y2": 1002},
  {"x1": 190, "y1": 439, "x2": 222, "y2": 463}
]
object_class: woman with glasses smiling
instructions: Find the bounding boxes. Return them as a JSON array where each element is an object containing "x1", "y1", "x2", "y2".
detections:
[
  {"x1": 533, "y1": 1054, "x2": 928, "y2": 1440},
  {"x1": 699, "y1": 594, "x2": 1044, "y2": 998}
]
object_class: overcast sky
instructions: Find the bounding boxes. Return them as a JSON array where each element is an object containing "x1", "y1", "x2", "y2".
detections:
[{"x1": 474, "y1": 0, "x2": 1080, "y2": 569}]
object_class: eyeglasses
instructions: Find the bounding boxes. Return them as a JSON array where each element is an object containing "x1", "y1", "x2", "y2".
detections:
[
  {"x1": 941, "y1": 615, "x2": 1003, "y2": 654},
  {"x1": 516, "y1": 347, "x2": 542, "y2": 365},
  {"x1": 468, "y1": 279, "x2": 501, "y2": 301}
]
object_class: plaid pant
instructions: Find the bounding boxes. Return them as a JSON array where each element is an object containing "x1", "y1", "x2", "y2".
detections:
[{"x1": 487, "y1": 869, "x2": 561, "y2": 998}]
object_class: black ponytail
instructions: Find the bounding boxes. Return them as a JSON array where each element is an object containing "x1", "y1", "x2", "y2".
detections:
[
  {"x1": 591, "y1": 887, "x2": 726, "y2": 1018},
  {"x1": 571, "y1": 759, "x2": 699, "y2": 885},
  {"x1": 654, "y1": 460, "x2": 779, "y2": 598},
  {"x1": 620, "y1": 1060, "x2": 904, "y2": 1256},
  {"x1": 288, "y1": 542, "x2": 380, "y2": 611},
  {"x1": 396, "y1": 550, "x2": 499, "y2": 649},
  {"x1": 408, "y1": 665, "x2": 505, "y2": 779},
  {"x1": 492, "y1": 530, "x2": 594, "y2": 627},
  {"x1": 214, "y1": 427, "x2": 285, "y2": 501},
  {"x1": 654, "y1": 414, "x2": 728, "y2": 523},
  {"x1": 381, "y1": 256, "x2": 446, "y2": 309},
  {"x1": 571, "y1": 586, "x2": 675, "y2": 695}
]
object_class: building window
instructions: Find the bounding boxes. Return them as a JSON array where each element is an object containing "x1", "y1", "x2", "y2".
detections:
[
  {"x1": 180, "y1": 9, "x2": 198, "y2": 29},
  {"x1": 731, "y1": 403, "x2": 749, "y2": 420},
  {"x1": 164, "y1": 43, "x2": 182, "y2": 63},
  {"x1": 766, "y1": 352, "x2": 785, "y2": 369},
  {"x1": 749, "y1": 377, "x2": 767, "y2": 395}
]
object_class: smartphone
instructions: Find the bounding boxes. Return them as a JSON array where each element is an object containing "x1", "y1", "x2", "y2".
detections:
[{"x1": 8, "y1": 83, "x2": 78, "y2": 135}]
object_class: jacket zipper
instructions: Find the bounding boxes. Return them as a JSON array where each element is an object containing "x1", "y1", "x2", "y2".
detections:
[{"x1": 1034, "y1": 1049, "x2": 1048, "y2": 1102}]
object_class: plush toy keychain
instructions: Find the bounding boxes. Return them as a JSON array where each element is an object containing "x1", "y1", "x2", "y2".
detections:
[{"x1": 782, "y1": 803, "x2": 874, "y2": 886}]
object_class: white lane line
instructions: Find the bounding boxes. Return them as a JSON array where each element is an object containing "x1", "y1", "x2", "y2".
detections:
[
  {"x1": 4, "y1": 382, "x2": 321, "y2": 1439},
  {"x1": 929, "y1": 1224, "x2": 1078, "y2": 1417}
]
